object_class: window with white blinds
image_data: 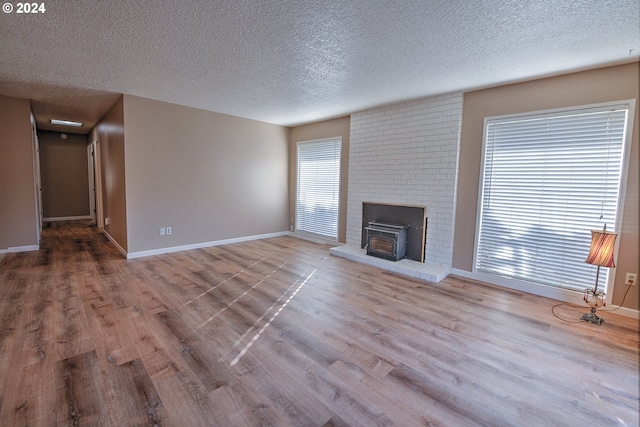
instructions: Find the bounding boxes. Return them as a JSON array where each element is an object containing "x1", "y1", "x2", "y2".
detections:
[
  {"x1": 475, "y1": 103, "x2": 630, "y2": 291},
  {"x1": 296, "y1": 137, "x2": 341, "y2": 239}
]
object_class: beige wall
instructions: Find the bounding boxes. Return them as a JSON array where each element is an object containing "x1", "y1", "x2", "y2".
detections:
[
  {"x1": 122, "y1": 95, "x2": 289, "y2": 254},
  {"x1": 91, "y1": 97, "x2": 128, "y2": 252},
  {"x1": 289, "y1": 116, "x2": 350, "y2": 242},
  {"x1": 453, "y1": 62, "x2": 639, "y2": 309},
  {"x1": 0, "y1": 95, "x2": 38, "y2": 250},
  {"x1": 38, "y1": 131, "x2": 90, "y2": 218}
]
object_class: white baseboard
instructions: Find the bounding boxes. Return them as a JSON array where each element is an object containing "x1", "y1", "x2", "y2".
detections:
[
  {"x1": 450, "y1": 268, "x2": 639, "y2": 319},
  {"x1": 44, "y1": 215, "x2": 92, "y2": 222},
  {"x1": 126, "y1": 231, "x2": 290, "y2": 259},
  {"x1": 602, "y1": 305, "x2": 640, "y2": 319},
  {"x1": 7, "y1": 244, "x2": 40, "y2": 253},
  {"x1": 0, "y1": 244, "x2": 40, "y2": 254}
]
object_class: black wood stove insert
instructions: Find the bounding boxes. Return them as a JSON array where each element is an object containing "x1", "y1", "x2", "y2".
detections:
[
  {"x1": 365, "y1": 222, "x2": 407, "y2": 261},
  {"x1": 361, "y1": 202, "x2": 427, "y2": 262}
]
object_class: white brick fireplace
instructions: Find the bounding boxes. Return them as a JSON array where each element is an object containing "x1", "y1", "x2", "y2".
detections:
[{"x1": 336, "y1": 92, "x2": 463, "y2": 280}]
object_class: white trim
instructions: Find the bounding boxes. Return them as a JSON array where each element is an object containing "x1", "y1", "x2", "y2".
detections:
[
  {"x1": 44, "y1": 215, "x2": 93, "y2": 222},
  {"x1": 451, "y1": 268, "x2": 639, "y2": 319},
  {"x1": 103, "y1": 230, "x2": 127, "y2": 258},
  {"x1": 472, "y1": 115, "x2": 491, "y2": 274},
  {"x1": 601, "y1": 305, "x2": 640, "y2": 319},
  {"x1": 606, "y1": 99, "x2": 635, "y2": 303},
  {"x1": 126, "y1": 231, "x2": 289, "y2": 259},
  {"x1": 7, "y1": 245, "x2": 40, "y2": 253},
  {"x1": 477, "y1": 99, "x2": 636, "y2": 125}
]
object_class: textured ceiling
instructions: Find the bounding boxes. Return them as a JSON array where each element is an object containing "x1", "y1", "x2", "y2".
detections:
[{"x1": 0, "y1": 0, "x2": 638, "y2": 133}]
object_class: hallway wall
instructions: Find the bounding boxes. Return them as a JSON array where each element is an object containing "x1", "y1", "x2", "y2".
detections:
[{"x1": 0, "y1": 95, "x2": 38, "y2": 251}]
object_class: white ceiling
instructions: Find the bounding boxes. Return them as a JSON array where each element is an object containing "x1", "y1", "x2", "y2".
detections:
[{"x1": 1, "y1": 0, "x2": 638, "y2": 133}]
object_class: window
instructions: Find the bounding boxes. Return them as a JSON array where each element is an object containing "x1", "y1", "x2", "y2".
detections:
[
  {"x1": 296, "y1": 137, "x2": 341, "y2": 239},
  {"x1": 475, "y1": 103, "x2": 632, "y2": 291}
]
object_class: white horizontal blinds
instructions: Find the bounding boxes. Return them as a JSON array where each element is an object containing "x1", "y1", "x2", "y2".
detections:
[
  {"x1": 296, "y1": 138, "x2": 341, "y2": 239},
  {"x1": 476, "y1": 105, "x2": 628, "y2": 291}
]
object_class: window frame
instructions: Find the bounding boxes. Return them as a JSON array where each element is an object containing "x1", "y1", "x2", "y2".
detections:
[
  {"x1": 472, "y1": 99, "x2": 635, "y2": 300},
  {"x1": 295, "y1": 137, "x2": 342, "y2": 241}
]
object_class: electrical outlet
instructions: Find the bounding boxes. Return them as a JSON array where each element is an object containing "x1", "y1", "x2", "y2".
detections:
[
  {"x1": 105, "y1": 217, "x2": 110, "y2": 225},
  {"x1": 160, "y1": 227, "x2": 166, "y2": 236},
  {"x1": 625, "y1": 273, "x2": 637, "y2": 286},
  {"x1": 166, "y1": 227, "x2": 172, "y2": 235}
]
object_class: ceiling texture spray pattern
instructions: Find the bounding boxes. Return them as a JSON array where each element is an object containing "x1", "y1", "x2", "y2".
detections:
[{"x1": 0, "y1": 0, "x2": 638, "y2": 132}]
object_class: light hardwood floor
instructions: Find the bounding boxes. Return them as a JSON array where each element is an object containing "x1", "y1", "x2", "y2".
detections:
[{"x1": 0, "y1": 222, "x2": 638, "y2": 426}]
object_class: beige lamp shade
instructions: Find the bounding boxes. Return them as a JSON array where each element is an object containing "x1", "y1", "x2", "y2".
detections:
[{"x1": 585, "y1": 230, "x2": 618, "y2": 268}]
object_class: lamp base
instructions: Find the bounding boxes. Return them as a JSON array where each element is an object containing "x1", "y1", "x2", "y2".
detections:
[{"x1": 581, "y1": 308, "x2": 604, "y2": 325}]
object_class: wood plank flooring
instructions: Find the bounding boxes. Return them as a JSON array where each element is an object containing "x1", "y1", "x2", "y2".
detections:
[{"x1": 0, "y1": 221, "x2": 638, "y2": 426}]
